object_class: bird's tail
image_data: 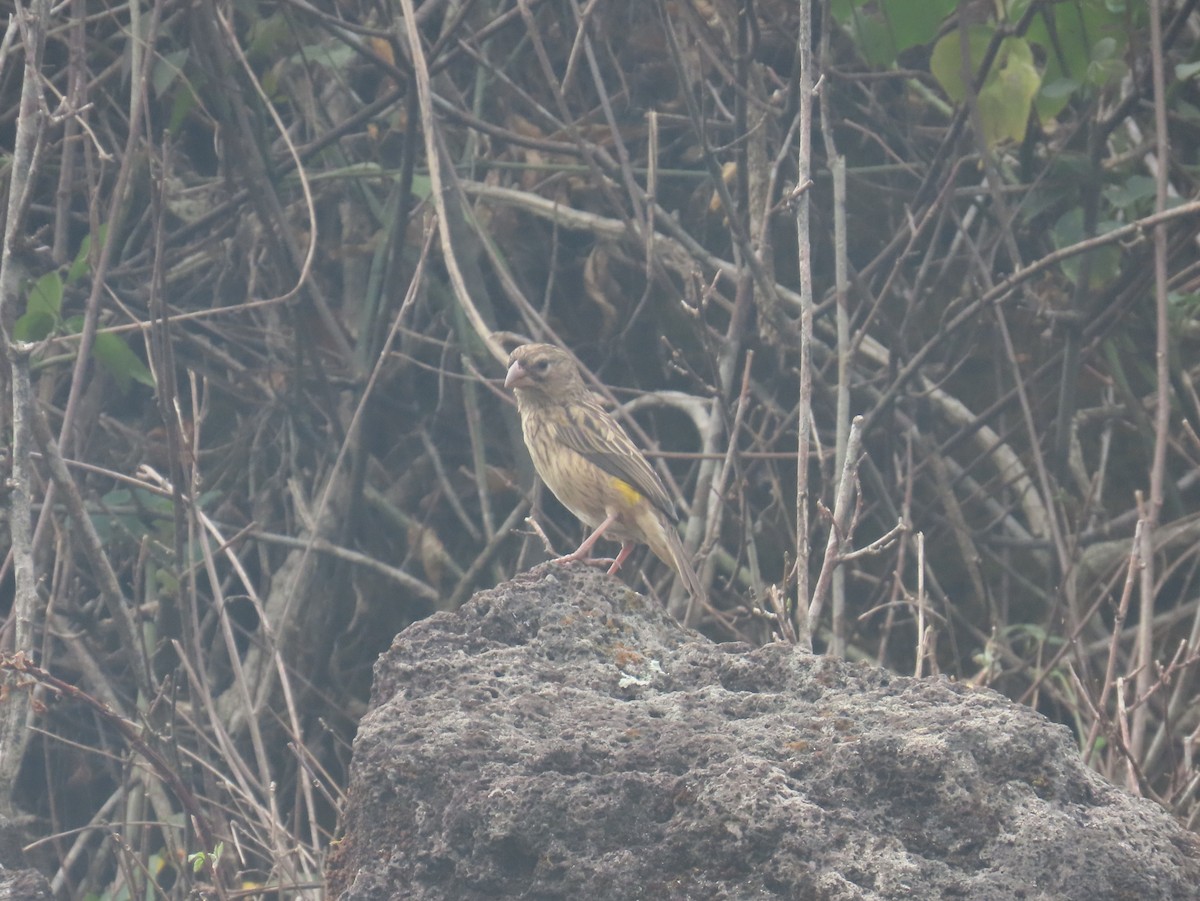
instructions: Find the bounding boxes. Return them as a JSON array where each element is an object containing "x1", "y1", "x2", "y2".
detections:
[{"x1": 653, "y1": 522, "x2": 706, "y2": 621}]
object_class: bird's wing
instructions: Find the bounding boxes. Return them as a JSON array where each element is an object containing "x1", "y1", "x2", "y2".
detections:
[{"x1": 552, "y1": 398, "x2": 679, "y2": 523}]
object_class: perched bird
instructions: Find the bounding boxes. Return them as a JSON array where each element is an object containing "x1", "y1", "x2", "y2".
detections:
[{"x1": 504, "y1": 343, "x2": 704, "y2": 600}]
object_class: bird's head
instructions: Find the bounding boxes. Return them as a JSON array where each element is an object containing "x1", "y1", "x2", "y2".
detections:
[{"x1": 504, "y1": 343, "x2": 586, "y2": 403}]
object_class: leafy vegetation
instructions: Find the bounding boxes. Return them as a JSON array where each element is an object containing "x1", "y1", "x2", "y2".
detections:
[{"x1": 1, "y1": 0, "x2": 1198, "y2": 896}]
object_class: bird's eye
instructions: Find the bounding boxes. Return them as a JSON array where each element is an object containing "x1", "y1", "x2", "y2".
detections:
[{"x1": 532, "y1": 359, "x2": 551, "y2": 373}]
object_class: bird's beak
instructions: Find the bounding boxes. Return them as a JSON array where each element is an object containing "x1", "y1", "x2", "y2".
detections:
[{"x1": 504, "y1": 359, "x2": 526, "y2": 389}]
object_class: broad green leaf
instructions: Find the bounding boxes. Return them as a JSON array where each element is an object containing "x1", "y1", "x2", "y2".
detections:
[
  {"x1": 830, "y1": 0, "x2": 866, "y2": 24},
  {"x1": 14, "y1": 271, "x2": 63, "y2": 341},
  {"x1": 976, "y1": 39, "x2": 1040, "y2": 144},
  {"x1": 156, "y1": 568, "x2": 181, "y2": 597},
  {"x1": 30, "y1": 270, "x2": 63, "y2": 316},
  {"x1": 63, "y1": 313, "x2": 156, "y2": 390},
  {"x1": 94, "y1": 332, "x2": 156, "y2": 392},
  {"x1": 1003, "y1": 622, "x2": 1049, "y2": 643},
  {"x1": 151, "y1": 48, "x2": 189, "y2": 98},
  {"x1": 13, "y1": 310, "x2": 55, "y2": 341},
  {"x1": 1176, "y1": 61, "x2": 1200, "y2": 81},
  {"x1": 1040, "y1": 78, "x2": 1080, "y2": 100},
  {"x1": 1053, "y1": 208, "x2": 1121, "y2": 288},
  {"x1": 930, "y1": 26, "x2": 993, "y2": 104},
  {"x1": 67, "y1": 225, "x2": 107, "y2": 284},
  {"x1": 246, "y1": 12, "x2": 290, "y2": 61},
  {"x1": 167, "y1": 83, "x2": 197, "y2": 133},
  {"x1": 1102, "y1": 175, "x2": 1157, "y2": 211},
  {"x1": 92, "y1": 488, "x2": 133, "y2": 546},
  {"x1": 295, "y1": 42, "x2": 357, "y2": 71},
  {"x1": 932, "y1": 32, "x2": 1040, "y2": 145},
  {"x1": 852, "y1": 14, "x2": 901, "y2": 68},
  {"x1": 410, "y1": 173, "x2": 432, "y2": 199},
  {"x1": 1025, "y1": 0, "x2": 1134, "y2": 120},
  {"x1": 836, "y1": 0, "x2": 959, "y2": 65},
  {"x1": 882, "y1": 0, "x2": 959, "y2": 55},
  {"x1": 1169, "y1": 291, "x2": 1200, "y2": 322},
  {"x1": 1086, "y1": 55, "x2": 1128, "y2": 88},
  {"x1": 1177, "y1": 99, "x2": 1200, "y2": 124}
]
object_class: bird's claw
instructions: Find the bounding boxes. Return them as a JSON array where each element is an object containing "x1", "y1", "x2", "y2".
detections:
[{"x1": 551, "y1": 554, "x2": 616, "y2": 569}]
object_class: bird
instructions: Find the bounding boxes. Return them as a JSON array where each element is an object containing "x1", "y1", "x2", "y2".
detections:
[{"x1": 504, "y1": 342, "x2": 704, "y2": 601}]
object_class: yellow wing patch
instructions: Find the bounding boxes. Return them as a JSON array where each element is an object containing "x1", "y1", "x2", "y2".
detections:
[{"x1": 610, "y1": 477, "x2": 643, "y2": 508}]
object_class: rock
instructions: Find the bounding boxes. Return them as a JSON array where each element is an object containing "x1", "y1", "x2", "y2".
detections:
[
  {"x1": 327, "y1": 565, "x2": 1200, "y2": 900},
  {"x1": 0, "y1": 868, "x2": 52, "y2": 900}
]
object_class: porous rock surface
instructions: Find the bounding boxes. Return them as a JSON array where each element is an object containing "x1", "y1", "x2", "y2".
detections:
[
  {"x1": 327, "y1": 565, "x2": 1200, "y2": 900},
  {"x1": 0, "y1": 868, "x2": 52, "y2": 900}
]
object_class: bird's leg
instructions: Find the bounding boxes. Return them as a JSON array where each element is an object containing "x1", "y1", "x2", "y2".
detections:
[
  {"x1": 606, "y1": 542, "x2": 635, "y2": 576},
  {"x1": 552, "y1": 513, "x2": 618, "y2": 567}
]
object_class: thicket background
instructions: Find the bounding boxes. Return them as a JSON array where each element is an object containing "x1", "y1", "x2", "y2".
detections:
[{"x1": 1, "y1": 0, "x2": 1199, "y2": 896}]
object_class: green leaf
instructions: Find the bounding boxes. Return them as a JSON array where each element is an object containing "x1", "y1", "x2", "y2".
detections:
[
  {"x1": 1176, "y1": 60, "x2": 1200, "y2": 81},
  {"x1": 156, "y1": 567, "x2": 181, "y2": 597},
  {"x1": 167, "y1": 83, "x2": 197, "y2": 133},
  {"x1": 102, "y1": 488, "x2": 133, "y2": 506},
  {"x1": 1102, "y1": 175, "x2": 1157, "y2": 211},
  {"x1": 1178, "y1": 100, "x2": 1200, "y2": 125},
  {"x1": 932, "y1": 32, "x2": 1040, "y2": 145},
  {"x1": 1053, "y1": 209, "x2": 1121, "y2": 288},
  {"x1": 837, "y1": 0, "x2": 959, "y2": 65},
  {"x1": 30, "y1": 271, "x2": 63, "y2": 317},
  {"x1": 1040, "y1": 77, "x2": 1080, "y2": 100},
  {"x1": 92, "y1": 486, "x2": 177, "y2": 549},
  {"x1": 930, "y1": 26, "x2": 993, "y2": 104},
  {"x1": 829, "y1": 0, "x2": 866, "y2": 25},
  {"x1": 410, "y1": 173, "x2": 432, "y2": 200},
  {"x1": 246, "y1": 12, "x2": 290, "y2": 61},
  {"x1": 13, "y1": 310, "x2": 55, "y2": 341},
  {"x1": 14, "y1": 271, "x2": 63, "y2": 341},
  {"x1": 1086, "y1": 56, "x2": 1128, "y2": 88},
  {"x1": 67, "y1": 224, "x2": 107, "y2": 284},
  {"x1": 1169, "y1": 291, "x2": 1200, "y2": 322},
  {"x1": 93, "y1": 332, "x2": 156, "y2": 393},
  {"x1": 151, "y1": 49, "x2": 189, "y2": 98},
  {"x1": 1008, "y1": 0, "x2": 1034, "y2": 19},
  {"x1": 882, "y1": 0, "x2": 959, "y2": 55},
  {"x1": 1091, "y1": 36, "x2": 1119, "y2": 61},
  {"x1": 978, "y1": 39, "x2": 1040, "y2": 144},
  {"x1": 295, "y1": 42, "x2": 357, "y2": 72},
  {"x1": 1003, "y1": 622, "x2": 1049, "y2": 643},
  {"x1": 853, "y1": 15, "x2": 901, "y2": 68},
  {"x1": 1025, "y1": 0, "x2": 1132, "y2": 120},
  {"x1": 92, "y1": 488, "x2": 131, "y2": 546}
]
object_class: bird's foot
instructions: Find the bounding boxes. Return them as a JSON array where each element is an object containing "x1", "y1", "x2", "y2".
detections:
[{"x1": 550, "y1": 553, "x2": 616, "y2": 569}]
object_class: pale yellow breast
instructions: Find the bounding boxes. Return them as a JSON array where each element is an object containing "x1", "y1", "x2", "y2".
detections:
[{"x1": 524, "y1": 414, "x2": 609, "y2": 528}]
